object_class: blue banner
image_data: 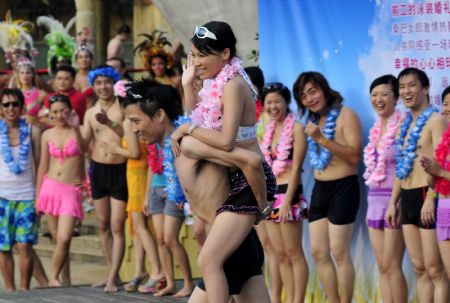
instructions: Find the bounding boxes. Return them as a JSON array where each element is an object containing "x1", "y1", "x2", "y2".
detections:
[{"x1": 259, "y1": 1, "x2": 450, "y2": 301}]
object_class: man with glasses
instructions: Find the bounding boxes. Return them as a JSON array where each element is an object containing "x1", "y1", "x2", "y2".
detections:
[
  {"x1": 0, "y1": 89, "x2": 47, "y2": 290},
  {"x1": 80, "y1": 65, "x2": 127, "y2": 292}
]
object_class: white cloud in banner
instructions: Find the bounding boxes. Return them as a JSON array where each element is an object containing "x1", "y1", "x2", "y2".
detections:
[
  {"x1": 360, "y1": 0, "x2": 450, "y2": 105},
  {"x1": 358, "y1": 0, "x2": 397, "y2": 97}
]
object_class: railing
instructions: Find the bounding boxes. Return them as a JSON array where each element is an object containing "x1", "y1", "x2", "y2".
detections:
[{"x1": 0, "y1": 68, "x2": 146, "y2": 75}]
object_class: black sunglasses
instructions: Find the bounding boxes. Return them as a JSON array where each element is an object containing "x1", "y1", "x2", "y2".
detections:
[
  {"x1": 1, "y1": 101, "x2": 20, "y2": 108},
  {"x1": 263, "y1": 82, "x2": 287, "y2": 92}
]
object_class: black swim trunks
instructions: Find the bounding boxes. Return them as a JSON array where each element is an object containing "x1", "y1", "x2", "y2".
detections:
[
  {"x1": 309, "y1": 175, "x2": 360, "y2": 225},
  {"x1": 400, "y1": 186, "x2": 436, "y2": 229},
  {"x1": 197, "y1": 228, "x2": 264, "y2": 295},
  {"x1": 90, "y1": 160, "x2": 128, "y2": 202},
  {"x1": 216, "y1": 161, "x2": 277, "y2": 215}
]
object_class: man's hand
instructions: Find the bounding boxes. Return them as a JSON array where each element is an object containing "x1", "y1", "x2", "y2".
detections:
[{"x1": 305, "y1": 121, "x2": 323, "y2": 142}]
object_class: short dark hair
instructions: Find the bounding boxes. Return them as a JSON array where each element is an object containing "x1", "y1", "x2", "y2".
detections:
[
  {"x1": 244, "y1": 66, "x2": 265, "y2": 96},
  {"x1": 370, "y1": 74, "x2": 399, "y2": 99},
  {"x1": 50, "y1": 57, "x2": 72, "y2": 75},
  {"x1": 398, "y1": 68, "x2": 430, "y2": 101},
  {"x1": 0, "y1": 88, "x2": 25, "y2": 109},
  {"x1": 55, "y1": 65, "x2": 76, "y2": 79},
  {"x1": 122, "y1": 78, "x2": 183, "y2": 121},
  {"x1": 293, "y1": 71, "x2": 343, "y2": 114},
  {"x1": 398, "y1": 68, "x2": 430, "y2": 89},
  {"x1": 261, "y1": 82, "x2": 291, "y2": 112},
  {"x1": 191, "y1": 21, "x2": 237, "y2": 58},
  {"x1": 118, "y1": 25, "x2": 131, "y2": 35},
  {"x1": 442, "y1": 86, "x2": 450, "y2": 102},
  {"x1": 49, "y1": 94, "x2": 72, "y2": 109}
]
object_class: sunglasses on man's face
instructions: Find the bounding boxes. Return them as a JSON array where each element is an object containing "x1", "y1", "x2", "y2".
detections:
[{"x1": 1, "y1": 101, "x2": 20, "y2": 108}]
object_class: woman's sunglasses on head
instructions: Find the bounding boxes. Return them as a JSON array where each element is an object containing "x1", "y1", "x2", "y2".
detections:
[
  {"x1": 263, "y1": 83, "x2": 287, "y2": 92},
  {"x1": 193, "y1": 26, "x2": 217, "y2": 40}
]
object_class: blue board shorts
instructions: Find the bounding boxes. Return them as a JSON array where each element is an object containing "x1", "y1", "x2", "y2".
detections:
[{"x1": 0, "y1": 198, "x2": 38, "y2": 251}]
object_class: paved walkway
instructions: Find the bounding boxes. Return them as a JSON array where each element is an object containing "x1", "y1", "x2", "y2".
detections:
[
  {"x1": 0, "y1": 256, "x2": 189, "y2": 302},
  {"x1": 0, "y1": 285, "x2": 189, "y2": 303},
  {"x1": 0, "y1": 255, "x2": 108, "y2": 290}
]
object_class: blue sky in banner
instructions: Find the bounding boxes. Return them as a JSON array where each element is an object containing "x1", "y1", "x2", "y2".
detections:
[
  {"x1": 258, "y1": 0, "x2": 379, "y2": 206},
  {"x1": 259, "y1": 0, "x2": 450, "y2": 115},
  {"x1": 257, "y1": 1, "x2": 430, "y2": 289},
  {"x1": 259, "y1": 0, "x2": 376, "y2": 121}
]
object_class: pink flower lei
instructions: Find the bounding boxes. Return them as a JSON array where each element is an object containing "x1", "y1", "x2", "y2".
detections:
[
  {"x1": 260, "y1": 113, "x2": 296, "y2": 177},
  {"x1": 363, "y1": 110, "x2": 402, "y2": 187},
  {"x1": 147, "y1": 144, "x2": 163, "y2": 174},
  {"x1": 434, "y1": 124, "x2": 450, "y2": 195},
  {"x1": 190, "y1": 57, "x2": 257, "y2": 130}
]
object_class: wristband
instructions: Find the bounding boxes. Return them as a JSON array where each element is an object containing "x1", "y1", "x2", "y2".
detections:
[
  {"x1": 426, "y1": 190, "x2": 438, "y2": 200},
  {"x1": 188, "y1": 124, "x2": 198, "y2": 136},
  {"x1": 259, "y1": 201, "x2": 273, "y2": 218}
]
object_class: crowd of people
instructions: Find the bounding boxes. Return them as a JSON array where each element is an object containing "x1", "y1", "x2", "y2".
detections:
[{"x1": 0, "y1": 13, "x2": 450, "y2": 303}]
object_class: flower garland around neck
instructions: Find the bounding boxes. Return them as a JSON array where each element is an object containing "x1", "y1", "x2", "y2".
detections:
[
  {"x1": 307, "y1": 107, "x2": 341, "y2": 171},
  {"x1": 261, "y1": 113, "x2": 296, "y2": 176},
  {"x1": 0, "y1": 118, "x2": 31, "y2": 174},
  {"x1": 396, "y1": 105, "x2": 438, "y2": 180},
  {"x1": 190, "y1": 56, "x2": 257, "y2": 131},
  {"x1": 147, "y1": 144, "x2": 163, "y2": 174},
  {"x1": 433, "y1": 124, "x2": 450, "y2": 195},
  {"x1": 160, "y1": 114, "x2": 190, "y2": 206},
  {"x1": 363, "y1": 110, "x2": 402, "y2": 187}
]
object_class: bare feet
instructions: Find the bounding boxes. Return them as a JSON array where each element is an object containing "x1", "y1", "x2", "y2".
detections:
[
  {"x1": 93, "y1": 276, "x2": 122, "y2": 288},
  {"x1": 49, "y1": 279, "x2": 62, "y2": 287},
  {"x1": 173, "y1": 283, "x2": 195, "y2": 298},
  {"x1": 153, "y1": 285, "x2": 176, "y2": 297},
  {"x1": 91, "y1": 278, "x2": 107, "y2": 288},
  {"x1": 104, "y1": 282, "x2": 119, "y2": 293}
]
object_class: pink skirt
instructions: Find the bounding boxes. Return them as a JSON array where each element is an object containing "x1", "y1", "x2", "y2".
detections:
[
  {"x1": 37, "y1": 176, "x2": 84, "y2": 220},
  {"x1": 367, "y1": 187, "x2": 392, "y2": 229},
  {"x1": 268, "y1": 184, "x2": 308, "y2": 222},
  {"x1": 437, "y1": 198, "x2": 450, "y2": 241}
]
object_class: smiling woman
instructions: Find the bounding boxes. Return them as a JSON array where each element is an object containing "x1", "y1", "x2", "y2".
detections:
[
  {"x1": 170, "y1": 21, "x2": 277, "y2": 303},
  {"x1": 260, "y1": 82, "x2": 309, "y2": 303},
  {"x1": 363, "y1": 75, "x2": 407, "y2": 303},
  {"x1": 36, "y1": 93, "x2": 85, "y2": 287}
]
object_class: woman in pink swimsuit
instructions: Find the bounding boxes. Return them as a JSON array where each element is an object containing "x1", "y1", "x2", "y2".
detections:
[
  {"x1": 364, "y1": 75, "x2": 407, "y2": 302},
  {"x1": 36, "y1": 94, "x2": 86, "y2": 286},
  {"x1": 14, "y1": 58, "x2": 47, "y2": 124}
]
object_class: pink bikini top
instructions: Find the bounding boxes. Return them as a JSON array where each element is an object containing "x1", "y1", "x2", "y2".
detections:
[
  {"x1": 24, "y1": 87, "x2": 40, "y2": 117},
  {"x1": 48, "y1": 139, "x2": 81, "y2": 162}
]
